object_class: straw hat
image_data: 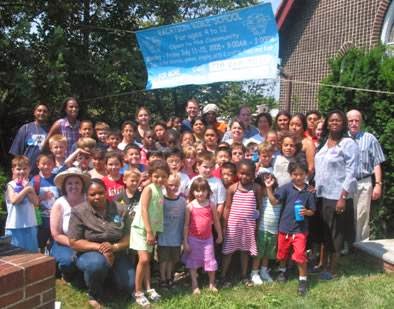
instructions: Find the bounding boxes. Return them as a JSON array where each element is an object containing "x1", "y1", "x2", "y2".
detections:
[{"x1": 54, "y1": 167, "x2": 91, "y2": 189}]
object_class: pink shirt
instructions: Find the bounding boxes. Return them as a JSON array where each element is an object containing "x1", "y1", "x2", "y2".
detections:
[{"x1": 189, "y1": 200, "x2": 213, "y2": 240}]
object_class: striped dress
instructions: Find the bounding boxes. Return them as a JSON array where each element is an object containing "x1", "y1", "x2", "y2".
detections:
[{"x1": 222, "y1": 185, "x2": 258, "y2": 256}]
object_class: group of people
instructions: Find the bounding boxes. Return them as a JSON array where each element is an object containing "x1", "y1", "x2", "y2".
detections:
[{"x1": 5, "y1": 96, "x2": 385, "y2": 307}]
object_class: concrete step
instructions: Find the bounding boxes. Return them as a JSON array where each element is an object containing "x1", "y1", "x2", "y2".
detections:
[{"x1": 354, "y1": 239, "x2": 394, "y2": 272}]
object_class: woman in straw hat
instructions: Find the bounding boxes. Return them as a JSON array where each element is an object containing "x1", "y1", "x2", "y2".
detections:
[{"x1": 50, "y1": 167, "x2": 90, "y2": 282}]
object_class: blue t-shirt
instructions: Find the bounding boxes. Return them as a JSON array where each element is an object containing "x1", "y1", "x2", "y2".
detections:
[
  {"x1": 275, "y1": 182, "x2": 316, "y2": 234},
  {"x1": 158, "y1": 196, "x2": 186, "y2": 247},
  {"x1": 9, "y1": 122, "x2": 48, "y2": 172},
  {"x1": 30, "y1": 174, "x2": 60, "y2": 218}
]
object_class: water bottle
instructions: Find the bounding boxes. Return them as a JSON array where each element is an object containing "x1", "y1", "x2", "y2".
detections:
[
  {"x1": 294, "y1": 199, "x2": 304, "y2": 222},
  {"x1": 14, "y1": 179, "x2": 24, "y2": 193}
]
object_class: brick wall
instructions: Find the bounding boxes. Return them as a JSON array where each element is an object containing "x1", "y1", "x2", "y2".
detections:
[
  {"x1": 0, "y1": 245, "x2": 56, "y2": 309},
  {"x1": 278, "y1": 0, "x2": 391, "y2": 113}
]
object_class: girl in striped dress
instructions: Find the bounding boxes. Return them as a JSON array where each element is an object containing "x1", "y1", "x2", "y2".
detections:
[{"x1": 220, "y1": 159, "x2": 262, "y2": 285}]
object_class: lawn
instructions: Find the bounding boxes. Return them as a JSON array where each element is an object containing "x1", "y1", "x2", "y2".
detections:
[{"x1": 56, "y1": 254, "x2": 394, "y2": 308}]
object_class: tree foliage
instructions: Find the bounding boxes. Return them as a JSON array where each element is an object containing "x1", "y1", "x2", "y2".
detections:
[
  {"x1": 0, "y1": 0, "x2": 277, "y2": 166},
  {"x1": 318, "y1": 46, "x2": 394, "y2": 238}
]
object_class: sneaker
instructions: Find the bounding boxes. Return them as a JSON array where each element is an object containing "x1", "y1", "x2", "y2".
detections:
[
  {"x1": 276, "y1": 271, "x2": 287, "y2": 283},
  {"x1": 298, "y1": 279, "x2": 308, "y2": 296},
  {"x1": 146, "y1": 289, "x2": 161, "y2": 302},
  {"x1": 259, "y1": 269, "x2": 273, "y2": 283},
  {"x1": 134, "y1": 292, "x2": 151, "y2": 307},
  {"x1": 250, "y1": 271, "x2": 263, "y2": 286}
]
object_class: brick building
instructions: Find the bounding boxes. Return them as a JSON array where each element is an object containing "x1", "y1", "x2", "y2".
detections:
[{"x1": 276, "y1": 0, "x2": 394, "y2": 112}]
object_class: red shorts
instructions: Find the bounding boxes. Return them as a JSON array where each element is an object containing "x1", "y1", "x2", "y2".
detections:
[{"x1": 277, "y1": 232, "x2": 308, "y2": 264}]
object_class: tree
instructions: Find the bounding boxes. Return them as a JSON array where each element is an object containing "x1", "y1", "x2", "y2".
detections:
[{"x1": 318, "y1": 46, "x2": 394, "y2": 238}]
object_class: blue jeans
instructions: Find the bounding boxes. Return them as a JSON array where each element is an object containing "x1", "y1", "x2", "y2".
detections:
[
  {"x1": 50, "y1": 241, "x2": 77, "y2": 278},
  {"x1": 76, "y1": 251, "x2": 135, "y2": 300}
]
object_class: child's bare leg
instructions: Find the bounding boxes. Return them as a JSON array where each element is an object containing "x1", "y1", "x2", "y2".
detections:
[
  {"x1": 252, "y1": 257, "x2": 261, "y2": 271},
  {"x1": 160, "y1": 261, "x2": 169, "y2": 282},
  {"x1": 167, "y1": 261, "x2": 174, "y2": 281},
  {"x1": 318, "y1": 243, "x2": 325, "y2": 268},
  {"x1": 220, "y1": 254, "x2": 232, "y2": 278},
  {"x1": 240, "y1": 252, "x2": 249, "y2": 277},
  {"x1": 135, "y1": 251, "x2": 150, "y2": 294},
  {"x1": 208, "y1": 271, "x2": 218, "y2": 291},
  {"x1": 262, "y1": 257, "x2": 269, "y2": 267},
  {"x1": 298, "y1": 262, "x2": 308, "y2": 277},
  {"x1": 190, "y1": 269, "x2": 200, "y2": 294}
]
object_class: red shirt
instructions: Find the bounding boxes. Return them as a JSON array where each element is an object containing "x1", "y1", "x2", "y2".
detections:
[{"x1": 102, "y1": 175, "x2": 125, "y2": 202}]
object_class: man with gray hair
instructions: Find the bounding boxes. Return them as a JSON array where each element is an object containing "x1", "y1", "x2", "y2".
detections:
[{"x1": 347, "y1": 109, "x2": 385, "y2": 242}]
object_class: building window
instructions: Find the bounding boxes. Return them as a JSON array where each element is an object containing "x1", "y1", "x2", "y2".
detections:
[{"x1": 381, "y1": 1, "x2": 394, "y2": 55}]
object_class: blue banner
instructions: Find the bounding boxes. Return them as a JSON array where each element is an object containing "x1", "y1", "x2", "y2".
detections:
[{"x1": 136, "y1": 3, "x2": 279, "y2": 90}]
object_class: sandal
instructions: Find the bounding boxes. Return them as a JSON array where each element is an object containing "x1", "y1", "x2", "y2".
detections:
[
  {"x1": 134, "y1": 292, "x2": 150, "y2": 307},
  {"x1": 241, "y1": 277, "x2": 254, "y2": 287},
  {"x1": 146, "y1": 288, "x2": 161, "y2": 302}
]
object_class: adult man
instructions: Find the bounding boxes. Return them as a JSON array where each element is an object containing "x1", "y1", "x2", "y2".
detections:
[
  {"x1": 202, "y1": 103, "x2": 227, "y2": 136},
  {"x1": 222, "y1": 105, "x2": 258, "y2": 142},
  {"x1": 347, "y1": 109, "x2": 385, "y2": 242},
  {"x1": 181, "y1": 98, "x2": 200, "y2": 132},
  {"x1": 9, "y1": 103, "x2": 50, "y2": 174}
]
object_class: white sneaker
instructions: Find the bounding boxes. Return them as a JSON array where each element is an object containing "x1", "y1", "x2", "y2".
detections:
[
  {"x1": 250, "y1": 271, "x2": 263, "y2": 286},
  {"x1": 260, "y1": 269, "x2": 273, "y2": 282}
]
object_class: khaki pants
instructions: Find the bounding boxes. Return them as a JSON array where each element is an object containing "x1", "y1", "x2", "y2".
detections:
[{"x1": 353, "y1": 177, "x2": 373, "y2": 242}]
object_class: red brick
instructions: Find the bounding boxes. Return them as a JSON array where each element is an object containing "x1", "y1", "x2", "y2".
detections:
[
  {"x1": 24, "y1": 257, "x2": 56, "y2": 284},
  {"x1": 37, "y1": 301, "x2": 55, "y2": 309},
  {"x1": 0, "y1": 265, "x2": 23, "y2": 295},
  {"x1": 0, "y1": 289, "x2": 23, "y2": 307},
  {"x1": 7, "y1": 295, "x2": 41, "y2": 309},
  {"x1": 26, "y1": 277, "x2": 55, "y2": 297},
  {"x1": 1, "y1": 253, "x2": 43, "y2": 265},
  {"x1": 42, "y1": 288, "x2": 56, "y2": 303}
]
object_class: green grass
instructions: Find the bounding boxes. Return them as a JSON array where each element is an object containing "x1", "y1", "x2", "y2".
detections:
[{"x1": 56, "y1": 254, "x2": 394, "y2": 308}]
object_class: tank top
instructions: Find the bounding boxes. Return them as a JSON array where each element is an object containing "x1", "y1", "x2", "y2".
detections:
[{"x1": 189, "y1": 200, "x2": 213, "y2": 240}]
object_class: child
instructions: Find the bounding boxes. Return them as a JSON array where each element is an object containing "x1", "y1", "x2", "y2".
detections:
[
  {"x1": 30, "y1": 153, "x2": 60, "y2": 252},
  {"x1": 158, "y1": 174, "x2": 186, "y2": 288},
  {"x1": 49, "y1": 134, "x2": 68, "y2": 174},
  {"x1": 273, "y1": 132, "x2": 302, "y2": 187},
  {"x1": 116, "y1": 168, "x2": 142, "y2": 227},
  {"x1": 221, "y1": 162, "x2": 237, "y2": 189},
  {"x1": 190, "y1": 151, "x2": 226, "y2": 217},
  {"x1": 256, "y1": 142, "x2": 275, "y2": 176},
  {"x1": 121, "y1": 144, "x2": 145, "y2": 174},
  {"x1": 165, "y1": 148, "x2": 189, "y2": 197},
  {"x1": 5, "y1": 156, "x2": 39, "y2": 252},
  {"x1": 106, "y1": 129, "x2": 122, "y2": 152},
  {"x1": 154, "y1": 121, "x2": 169, "y2": 151},
  {"x1": 183, "y1": 177, "x2": 223, "y2": 294},
  {"x1": 67, "y1": 137, "x2": 96, "y2": 171},
  {"x1": 194, "y1": 141, "x2": 206, "y2": 155},
  {"x1": 245, "y1": 142, "x2": 259, "y2": 163},
  {"x1": 212, "y1": 147, "x2": 231, "y2": 179},
  {"x1": 180, "y1": 131, "x2": 195, "y2": 148},
  {"x1": 251, "y1": 173, "x2": 281, "y2": 284},
  {"x1": 89, "y1": 147, "x2": 107, "y2": 179},
  {"x1": 182, "y1": 146, "x2": 198, "y2": 179},
  {"x1": 221, "y1": 159, "x2": 262, "y2": 285},
  {"x1": 118, "y1": 120, "x2": 141, "y2": 151},
  {"x1": 130, "y1": 160, "x2": 170, "y2": 306},
  {"x1": 70, "y1": 120, "x2": 94, "y2": 153},
  {"x1": 94, "y1": 121, "x2": 110, "y2": 150},
  {"x1": 140, "y1": 128, "x2": 156, "y2": 166},
  {"x1": 230, "y1": 142, "x2": 245, "y2": 164},
  {"x1": 102, "y1": 151, "x2": 125, "y2": 202},
  {"x1": 265, "y1": 160, "x2": 315, "y2": 296}
]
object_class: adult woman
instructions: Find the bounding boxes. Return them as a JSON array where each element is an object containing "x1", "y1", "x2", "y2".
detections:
[
  {"x1": 289, "y1": 113, "x2": 316, "y2": 176},
  {"x1": 314, "y1": 110, "x2": 358, "y2": 279},
  {"x1": 191, "y1": 116, "x2": 207, "y2": 143},
  {"x1": 50, "y1": 167, "x2": 89, "y2": 281},
  {"x1": 204, "y1": 126, "x2": 220, "y2": 153},
  {"x1": 224, "y1": 119, "x2": 247, "y2": 146},
  {"x1": 68, "y1": 179, "x2": 135, "y2": 307},
  {"x1": 9, "y1": 102, "x2": 50, "y2": 174},
  {"x1": 46, "y1": 97, "x2": 80, "y2": 156},
  {"x1": 274, "y1": 110, "x2": 291, "y2": 133},
  {"x1": 135, "y1": 106, "x2": 151, "y2": 143},
  {"x1": 248, "y1": 112, "x2": 273, "y2": 144}
]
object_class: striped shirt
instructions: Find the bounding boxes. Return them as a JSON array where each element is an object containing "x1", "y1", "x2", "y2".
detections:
[
  {"x1": 349, "y1": 131, "x2": 385, "y2": 179},
  {"x1": 258, "y1": 197, "x2": 281, "y2": 234},
  {"x1": 59, "y1": 118, "x2": 80, "y2": 156}
]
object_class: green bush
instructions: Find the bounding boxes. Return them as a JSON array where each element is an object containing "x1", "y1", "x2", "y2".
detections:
[{"x1": 318, "y1": 45, "x2": 394, "y2": 238}]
